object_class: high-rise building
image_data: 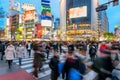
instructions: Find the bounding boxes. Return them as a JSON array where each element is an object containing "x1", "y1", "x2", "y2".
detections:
[
  {"x1": 22, "y1": 4, "x2": 36, "y2": 40},
  {"x1": 54, "y1": 18, "x2": 60, "y2": 30},
  {"x1": 65, "y1": 0, "x2": 98, "y2": 41},
  {"x1": 99, "y1": 11, "x2": 109, "y2": 33},
  {"x1": 8, "y1": 0, "x2": 20, "y2": 40},
  {"x1": 60, "y1": 0, "x2": 66, "y2": 41},
  {"x1": 40, "y1": 0, "x2": 53, "y2": 40}
]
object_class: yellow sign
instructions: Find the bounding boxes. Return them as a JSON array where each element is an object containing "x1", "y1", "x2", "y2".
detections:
[
  {"x1": 79, "y1": 24, "x2": 90, "y2": 27},
  {"x1": 66, "y1": 30, "x2": 92, "y2": 35}
]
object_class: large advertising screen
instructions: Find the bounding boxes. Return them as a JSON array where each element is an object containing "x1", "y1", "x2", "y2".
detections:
[
  {"x1": 22, "y1": 3, "x2": 35, "y2": 10},
  {"x1": 41, "y1": 20, "x2": 52, "y2": 27},
  {"x1": 24, "y1": 10, "x2": 35, "y2": 20},
  {"x1": 114, "y1": 27, "x2": 120, "y2": 37},
  {"x1": 69, "y1": 6, "x2": 87, "y2": 18}
]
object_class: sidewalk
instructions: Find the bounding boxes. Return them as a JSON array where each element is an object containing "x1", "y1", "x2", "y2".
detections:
[{"x1": 0, "y1": 59, "x2": 21, "y2": 75}]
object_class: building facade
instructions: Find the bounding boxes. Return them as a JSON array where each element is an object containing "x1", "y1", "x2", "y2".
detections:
[
  {"x1": 60, "y1": 0, "x2": 67, "y2": 41},
  {"x1": 66, "y1": 0, "x2": 98, "y2": 41},
  {"x1": 54, "y1": 18, "x2": 60, "y2": 30},
  {"x1": 99, "y1": 11, "x2": 109, "y2": 33},
  {"x1": 40, "y1": 0, "x2": 53, "y2": 40},
  {"x1": 22, "y1": 4, "x2": 36, "y2": 40}
]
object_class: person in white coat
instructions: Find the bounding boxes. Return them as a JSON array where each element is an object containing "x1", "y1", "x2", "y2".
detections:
[
  {"x1": 5, "y1": 43, "x2": 15, "y2": 69},
  {"x1": 16, "y1": 43, "x2": 25, "y2": 65}
]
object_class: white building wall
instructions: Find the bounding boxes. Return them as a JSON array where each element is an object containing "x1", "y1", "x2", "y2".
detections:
[
  {"x1": 60, "y1": 0, "x2": 66, "y2": 39},
  {"x1": 91, "y1": 0, "x2": 98, "y2": 31}
]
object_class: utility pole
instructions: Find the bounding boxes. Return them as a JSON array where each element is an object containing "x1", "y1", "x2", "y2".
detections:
[
  {"x1": 96, "y1": 0, "x2": 119, "y2": 12},
  {"x1": 96, "y1": 0, "x2": 119, "y2": 41},
  {"x1": 97, "y1": 12, "x2": 100, "y2": 41}
]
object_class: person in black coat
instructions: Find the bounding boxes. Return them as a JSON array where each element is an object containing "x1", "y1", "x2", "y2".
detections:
[
  {"x1": 32, "y1": 42, "x2": 45, "y2": 78},
  {"x1": 62, "y1": 50, "x2": 86, "y2": 80},
  {"x1": 89, "y1": 43, "x2": 97, "y2": 61},
  {"x1": 92, "y1": 48, "x2": 115, "y2": 80},
  {"x1": 0, "y1": 41, "x2": 5, "y2": 60},
  {"x1": 49, "y1": 50, "x2": 59, "y2": 80}
]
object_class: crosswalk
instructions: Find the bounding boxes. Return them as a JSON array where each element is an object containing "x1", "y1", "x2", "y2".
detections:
[{"x1": 13, "y1": 54, "x2": 53, "y2": 79}]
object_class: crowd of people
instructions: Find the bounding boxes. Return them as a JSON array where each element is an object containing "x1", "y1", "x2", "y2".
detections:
[{"x1": 0, "y1": 40, "x2": 120, "y2": 80}]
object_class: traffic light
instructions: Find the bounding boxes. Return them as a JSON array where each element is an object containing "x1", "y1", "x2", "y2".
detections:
[
  {"x1": 113, "y1": 0, "x2": 119, "y2": 6},
  {"x1": 96, "y1": 5, "x2": 107, "y2": 12}
]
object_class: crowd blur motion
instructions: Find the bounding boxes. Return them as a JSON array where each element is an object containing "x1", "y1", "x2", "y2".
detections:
[{"x1": 0, "y1": 40, "x2": 120, "y2": 80}]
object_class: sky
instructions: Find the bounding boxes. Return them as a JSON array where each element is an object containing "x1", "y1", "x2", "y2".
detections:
[
  {"x1": 100, "y1": 0, "x2": 120, "y2": 32},
  {"x1": 0, "y1": 0, "x2": 60, "y2": 29},
  {"x1": 0, "y1": 0, "x2": 120, "y2": 32}
]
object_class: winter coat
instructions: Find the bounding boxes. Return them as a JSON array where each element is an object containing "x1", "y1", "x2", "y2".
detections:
[
  {"x1": 49, "y1": 56, "x2": 59, "y2": 72},
  {"x1": 5, "y1": 45, "x2": 15, "y2": 60},
  {"x1": 16, "y1": 46, "x2": 25, "y2": 58}
]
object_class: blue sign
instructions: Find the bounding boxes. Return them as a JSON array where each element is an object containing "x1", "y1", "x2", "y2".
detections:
[
  {"x1": 41, "y1": 0, "x2": 50, "y2": 3},
  {"x1": 40, "y1": 15, "x2": 51, "y2": 20},
  {"x1": 41, "y1": 3, "x2": 50, "y2": 7}
]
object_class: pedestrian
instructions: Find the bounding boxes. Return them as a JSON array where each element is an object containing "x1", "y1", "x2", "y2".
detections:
[
  {"x1": 45, "y1": 43, "x2": 50, "y2": 59},
  {"x1": 92, "y1": 43, "x2": 118, "y2": 80},
  {"x1": 0, "y1": 41, "x2": 5, "y2": 60},
  {"x1": 49, "y1": 50, "x2": 60, "y2": 80},
  {"x1": 32, "y1": 42, "x2": 45, "y2": 78},
  {"x1": 89, "y1": 43, "x2": 97, "y2": 61},
  {"x1": 26, "y1": 41, "x2": 32, "y2": 57},
  {"x1": 16, "y1": 43, "x2": 25, "y2": 65},
  {"x1": 62, "y1": 50, "x2": 86, "y2": 80},
  {"x1": 5, "y1": 42, "x2": 15, "y2": 69}
]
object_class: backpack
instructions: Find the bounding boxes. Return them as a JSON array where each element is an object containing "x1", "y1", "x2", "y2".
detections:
[
  {"x1": 90, "y1": 46, "x2": 96, "y2": 55},
  {"x1": 68, "y1": 68, "x2": 82, "y2": 80},
  {"x1": 77, "y1": 59, "x2": 86, "y2": 74}
]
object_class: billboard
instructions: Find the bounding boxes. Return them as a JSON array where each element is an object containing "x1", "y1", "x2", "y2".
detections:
[
  {"x1": 34, "y1": 24, "x2": 42, "y2": 38},
  {"x1": 69, "y1": 6, "x2": 87, "y2": 18},
  {"x1": 24, "y1": 10, "x2": 35, "y2": 20},
  {"x1": 40, "y1": 15, "x2": 51, "y2": 20},
  {"x1": 10, "y1": 1, "x2": 20, "y2": 11},
  {"x1": 41, "y1": 0, "x2": 50, "y2": 3},
  {"x1": 41, "y1": 20, "x2": 52, "y2": 27},
  {"x1": 37, "y1": 24, "x2": 42, "y2": 38},
  {"x1": 6, "y1": 17, "x2": 10, "y2": 26},
  {"x1": 114, "y1": 26, "x2": 120, "y2": 37},
  {"x1": 22, "y1": 3, "x2": 35, "y2": 10}
]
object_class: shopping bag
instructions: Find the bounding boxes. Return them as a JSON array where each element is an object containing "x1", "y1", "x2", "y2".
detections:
[
  {"x1": 68, "y1": 68, "x2": 82, "y2": 80},
  {"x1": 58, "y1": 62, "x2": 64, "y2": 74}
]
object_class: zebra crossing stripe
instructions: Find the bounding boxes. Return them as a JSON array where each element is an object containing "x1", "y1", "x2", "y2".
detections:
[
  {"x1": 13, "y1": 58, "x2": 33, "y2": 62},
  {"x1": 20, "y1": 60, "x2": 50, "y2": 69},
  {"x1": 38, "y1": 69, "x2": 51, "y2": 78},
  {"x1": 16, "y1": 60, "x2": 33, "y2": 65},
  {"x1": 21, "y1": 63, "x2": 33, "y2": 68},
  {"x1": 26, "y1": 65, "x2": 49, "y2": 73}
]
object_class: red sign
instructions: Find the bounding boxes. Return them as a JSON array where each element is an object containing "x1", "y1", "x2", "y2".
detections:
[{"x1": 35, "y1": 24, "x2": 42, "y2": 38}]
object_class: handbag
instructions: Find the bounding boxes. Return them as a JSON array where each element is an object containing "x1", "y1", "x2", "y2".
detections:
[
  {"x1": 68, "y1": 68, "x2": 82, "y2": 80},
  {"x1": 58, "y1": 62, "x2": 64, "y2": 74}
]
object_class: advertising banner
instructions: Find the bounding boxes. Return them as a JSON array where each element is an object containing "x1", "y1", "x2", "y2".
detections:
[
  {"x1": 114, "y1": 27, "x2": 120, "y2": 37},
  {"x1": 41, "y1": 3, "x2": 50, "y2": 7},
  {"x1": 24, "y1": 10, "x2": 35, "y2": 20},
  {"x1": 34, "y1": 24, "x2": 42, "y2": 38},
  {"x1": 41, "y1": 20, "x2": 52, "y2": 27},
  {"x1": 37, "y1": 24, "x2": 42, "y2": 38},
  {"x1": 10, "y1": 0, "x2": 20, "y2": 11},
  {"x1": 40, "y1": 15, "x2": 51, "y2": 20},
  {"x1": 41, "y1": 0, "x2": 50, "y2": 3},
  {"x1": 22, "y1": 3, "x2": 35, "y2": 10},
  {"x1": 69, "y1": 6, "x2": 87, "y2": 18}
]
